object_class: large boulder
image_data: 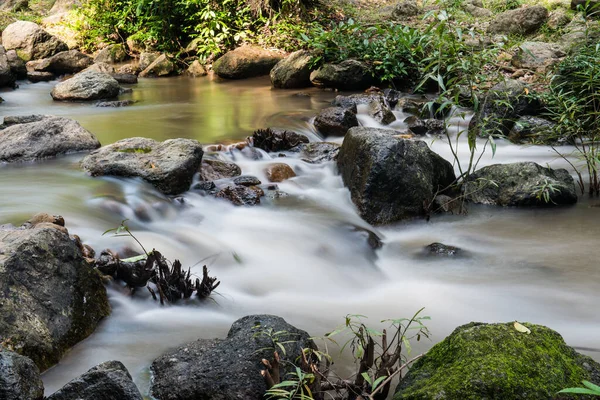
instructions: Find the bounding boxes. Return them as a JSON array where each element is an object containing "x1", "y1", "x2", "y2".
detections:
[
  {"x1": 26, "y1": 50, "x2": 94, "y2": 75},
  {"x1": 150, "y1": 315, "x2": 316, "y2": 400},
  {"x1": 47, "y1": 361, "x2": 143, "y2": 400},
  {"x1": 395, "y1": 322, "x2": 600, "y2": 400},
  {"x1": 94, "y1": 44, "x2": 128, "y2": 64},
  {"x1": 251, "y1": 127, "x2": 309, "y2": 152},
  {"x1": 337, "y1": 127, "x2": 456, "y2": 225},
  {"x1": 213, "y1": 45, "x2": 283, "y2": 79},
  {"x1": 0, "y1": 115, "x2": 100, "y2": 162},
  {"x1": 81, "y1": 137, "x2": 204, "y2": 195},
  {"x1": 310, "y1": 59, "x2": 374, "y2": 91},
  {"x1": 463, "y1": 162, "x2": 578, "y2": 206},
  {"x1": 270, "y1": 50, "x2": 313, "y2": 89},
  {"x1": 51, "y1": 70, "x2": 121, "y2": 101},
  {"x1": 512, "y1": 42, "x2": 565, "y2": 71},
  {"x1": 314, "y1": 106, "x2": 359, "y2": 136},
  {"x1": 1, "y1": 21, "x2": 68, "y2": 61},
  {"x1": 0, "y1": 45, "x2": 16, "y2": 88},
  {"x1": 488, "y1": 6, "x2": 549, "y2": 35},
  {"x1": 139, "y1": 54, "x2": 174, "y2": 77},
  {"x1": 0, "y1": 349, "x2": 44, "y2": 400},
  {"x1": 0, "y1": 218, "x2": 110, "y2": 371}
]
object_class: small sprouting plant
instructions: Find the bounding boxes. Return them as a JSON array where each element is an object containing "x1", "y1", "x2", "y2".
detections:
[
  {"x1": 253, "y1": 325, "x2": 300, "y2": 356},
  {"x1": 102, "y1": 219, "x2": 149, "y2": 256},
  {"x1": 531, "y1": 178, "x2": 564, "y2": 204},
  {"x1": 559, "y1": 380, "x2": 600, "y2": 396}
]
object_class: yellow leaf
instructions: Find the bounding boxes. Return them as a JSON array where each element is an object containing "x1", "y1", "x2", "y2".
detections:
[
  {"x1": 524, "y1": 88, "x2": 529, "y2": 95},
  {"x1": 514, "y1": 322, "x2": 531, "y2": 334}
]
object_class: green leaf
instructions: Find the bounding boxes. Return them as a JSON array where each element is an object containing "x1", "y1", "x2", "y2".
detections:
[
  {"x1": 583, "y1": 380, "x2": 600, "y2": 393},
  {"x1": 121, "y1": 254, "x2": 147, "y2": 263},
  {"x1": 372, "y1": 376, "x2": 387, "y2": 391},
  {"x1": 558, "y1": 388, "x2": 600, "y2": 394},
  {"x1": 362, "y1": 372, "x2": 372, "y2": 385}
]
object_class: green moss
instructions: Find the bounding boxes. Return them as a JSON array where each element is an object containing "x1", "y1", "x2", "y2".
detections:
[{"x1": 395, "y1": 322, "x2": 600, "y2": 400}]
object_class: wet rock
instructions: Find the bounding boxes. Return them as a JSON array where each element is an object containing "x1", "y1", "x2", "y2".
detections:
[
  {"x1": 0, "y1": 218, "x2": 110, "y2": 371},
  {"x1": 81, "y1": 137, "x2": 204, "y2": 195},
  {"x1": 191, "y1": 180, "x2": 217, "y2": 192},
  {"x1": 405, "y1": 116, "x2": 445, "y2": 136},
  {"x1": 488, "y1": 6, "x2": 549, "y2": 35},
  {"x1": 463, "y1": 162, "x2": 578, "y2": 206},
  {"x1": 265, "y1": 163, "x2": 296, "y2": 182},
  {"x1": 139, "y1": 54, "x2": 174, "y2": 77},
  {"x1": 337, "y1": 127, "x2": 456, "y2": 225},
  {"x1": 290, "y1": 142, "x2": 340, "y2": 163},
  {"x1": 270, "y1": 50, "x2": 313, "y2": 89},
  {"x1": 252, "y1": 127, "x2": 309, "y2": 152},
  {"x1": 186, "y1": 60, "x2": 207, "y2": 77},
  {"x1": 368, "y1": 95, "x2": 396, "y2": 125},
  {"x1": 26, "y1": 70, "x2": 54, "y2": 82},
  {"x1": 138, "y1": 51, "x2": 161, "y2": 71},
  {"x1": 96, "y1": 100, "x2": 136, "y2": 107},
  {"x1": 310, "y1": 60, "x2": 374, "y2": 91},
  {"x1": 200, "y1": 159, "x2": 241, "y2": 181},
  {"x1": 233, "y1": 175, "x2": 262, "y2": 186},
  {"x1": 0, "y1": 45, "x2": 16, "y2": 88},
  {"x1": 216, "y1": 184, "x2": 264, "y2": 205},
  {"x1": 314, "y1": 106, "x2": 359, "y2": 136},
  {"x1": 5, "y1": 48, "x2": 26, "y2": 79},
  {"x1": 1, "y1": 21, "x2": 68, "y2": 61},
  {"x1": 47, "y1": 361, "x2": 143, "y2": 400},
  {"x1": 423, "y1": 242, "x2": 464, "y2": 257},
  {"x1": 26, "y1": 50, "x2": 93, "y2": 75},
  {"x1": 512, "y1": 42, "x2": 565, "y2": 71},
  {"x1": 392, "y1": 0, "x2": 419, "y2": 17},
  {"x1": 150, "y1": 315, "x2": 316, "y2": 400},
  {"x1": 508, "y1": 116, "x2": 556, "y2": 144},
  {"x1": 0, "y1": 115, "x2": 100, "y2": 162},
  {"x1": 51, "y1": 70, "x2": 121, "y2": 101},
  {"x1": 394, "y1": 322, "x2": 600, "y2": 400},
  {"x1": 94, "y1": 44, "x2": 128, "y2": 64},
  {"x1": 0, "y1": 349, "x2": 44, "y2": 400},
  {"x1": 213, "y1": 45, "x2": 283, "y2": 79},
  {"x1": 111, "y1": 73, "x2": 138, "y2": 84}
]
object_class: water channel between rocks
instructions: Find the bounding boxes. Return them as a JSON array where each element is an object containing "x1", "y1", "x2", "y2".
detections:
[{"x1": 1, "y1": 75, "x2": 599, "y2": 396}]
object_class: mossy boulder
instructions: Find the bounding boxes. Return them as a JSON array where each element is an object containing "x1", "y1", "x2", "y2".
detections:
[{"x1": 395, "y1": 322, "x2": 600, "y2": 400}]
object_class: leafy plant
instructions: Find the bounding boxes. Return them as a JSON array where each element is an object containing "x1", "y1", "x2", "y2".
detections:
[
  {"x1": 559, "y1": 380, "x2": 600, "y2": 396},
  {"x1": 531, "y1": 178, "x2": 564, "y2": 204}
]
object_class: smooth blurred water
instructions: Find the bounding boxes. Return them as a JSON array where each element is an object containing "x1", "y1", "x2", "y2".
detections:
[{"x1": 1, "y1": 76, "x2": 598, "y2": 396}]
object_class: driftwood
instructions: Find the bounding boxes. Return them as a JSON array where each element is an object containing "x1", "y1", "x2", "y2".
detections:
[{"x1": 95, "y1": 249, "x2": 220, "y2": 304}]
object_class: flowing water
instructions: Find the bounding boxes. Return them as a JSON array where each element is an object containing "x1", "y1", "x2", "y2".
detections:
[{"x1": 1, "y1": 75, "x2": 599, "y2": 396}]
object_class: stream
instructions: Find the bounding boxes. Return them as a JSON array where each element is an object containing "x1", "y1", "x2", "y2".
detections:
[{"x1": 1, "y1": 75, "x2": 599, "y2": 396}]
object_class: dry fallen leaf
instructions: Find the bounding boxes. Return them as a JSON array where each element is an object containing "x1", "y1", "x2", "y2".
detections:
[{"x1": 514, "y1": 321, "x2": 531, "y2": 334}]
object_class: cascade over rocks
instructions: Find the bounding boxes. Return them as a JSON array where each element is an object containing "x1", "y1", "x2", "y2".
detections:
[
  {"x1": 0, "y1": 349, "x2": 44, "y2": 400},
  {"x1": 26, "y1": 50, "x2": 94, "y2": 75},
  {"x1": 150, "y1": 315, "x2": 316, "y2": 400},
  {"x1": 270, "y1": 50, "x2": 313, "y2": 89},
  {"x1": 213, "y1": 45, "x2": 283, "y2": 79},
  {"x1": 51, "y1": 70, "x2": 121, "y2": 101},
  {"x1": 1, "y1": 21, "x2": 68, "y2": 61},
  {"x1": 47, "y1": 361, "x2": 143, "y2": 400},
  {"x1": 0, "y1": 115, "x2": 100, "y2": 162},
  {"x1": 488, "y1": 6, "x2": 549, "y2": 35},
  {"x1": 0, "y1": 215, "x2": 110, "y2": 371},
  {"x1": 337, "y1": 127, "x2": 456, "y2": 225},
  {"x1": 310, "y1": 59, "x2": 374, "y2": 90},
  {"x1": 394, "y1": 322, "x2": 600, "y2": 400},
  {"x1": 463, "y1": 162, "x2": 578, "y2": 206},
  {"x1": 81, "y1": 137, "x2": 204, "y2": 195},
  {"x1": 314, "y1": 106, "x2": 359, "y2": 136}
]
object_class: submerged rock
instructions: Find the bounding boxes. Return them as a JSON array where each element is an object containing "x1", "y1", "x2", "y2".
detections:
[
  {"x1": 337, "y1": 127, "x2": 456, "y2": 225},
  {"x1": 51, "y1": 70, "x2": 121, "y2": 101},
  {"x1": 463, "y1": 162, "x2": 578, "y2": 206},
  {"x1": 96, "y1": 100, "x2": 136, "y2": 107},
  {"x1": 213, "y1": 45, "x2": 283, "y2": 79},
  {"x1": 200, "y1": 159, "x2": 241, "y2": 181},
  {"x1": 26, "y1": 50, "x2": 93, "y2": 75},
  {"x1": 314, "y1": 106, "x2": 359, "y2": 136},
  {"x1": 423, "y1": 242, "x2": 464, "y2": 257},
  {"x1": 0, "y1": 349, "x2": 44, "y2": 400},
  {"x1": 81, "y1": 137, "x2": 204, "y2": 195},
  {"x1": 270, "y1": 50, "x2": 313, "y2": 89},
  {"x1": 150, "y1": 315, "x2": 316, "y2": 400},
  {"x1": 251, "y1": 127, "x2": 309, "y2": 152},
  {"x1": 47, "y1": 361, "x2": 143, "y2": 400},
  {"x1": 395, "y1": 322, "x2": 600, "y2": 399},
  {"x1": 310, "y1": 59, "x2": 374, "y2": 91},
  {"x1": 0, "y1": 217, "x2": 110, "y2": 371},
  {"x1": 1, "y1": 21, "x2": 68, "y2": 61},
  {"x1": 488, "y1": 6, "x2": 549, "y2": 35},
  {"x1": 0, "y1": 115, "x2": 100, "y2": 162}
]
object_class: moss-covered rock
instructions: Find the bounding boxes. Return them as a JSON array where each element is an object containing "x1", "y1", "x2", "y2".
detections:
[{"x1": 395, "y1": 322, "x2": 600, "y2": 400}]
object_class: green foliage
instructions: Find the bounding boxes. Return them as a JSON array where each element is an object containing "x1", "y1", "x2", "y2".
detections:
[
  {"x1": 560, "y1": 380, "x2": 600, "y2": 396},
  {"x1": 531, "y1": 178, "x2": 564, "y2": 204},
  {"x1": 483, "y1": 0, "x2": 523, "y2": 13}
]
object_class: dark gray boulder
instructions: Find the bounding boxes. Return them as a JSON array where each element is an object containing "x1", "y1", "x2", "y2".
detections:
[
  {"x1": 47, "y1": 361, "x2": 143, "y2": 400},
  {"x1": 26, "y1": 50, "x2": 94, "y2": 75},
  {"x1": 200, "y1": 159, "x2": 242, "y2": 181},
  {"x1": 310, "y1": 60, "x2": 374, "y2": 91},
  {"x1": 0, "y1": 218, "x2": 110, "y2": 371},
  {"x1": 270, "y1": 50, "x2": 313, "y2": 89},
  {"x1": 0, "y1": 349, "x2": 44, "y2": 400},
  {"x1": 314, "y1": 106, "x2": 359, "y2": 136},
  {"x1": 251, "y1": 127, "x2": 309, "y2": 152},
  {"x1": 337, "y1": 127, "x2": 456, "y2": 225},
  {"x1": 488, "y1": 6, "x2": 549, "y2": 35},
  {"x1": 0, "y1": 45, "x2": 16, "y2": 88},
  {"x1": 0, "y1": 115, "x2": 101, "y2": 163},
  {"x1": 405, "y1": 116, "x2": 445, "y2": 136},
  {"x1": 213, "y1": 45, "x2": 283, "y2": 79},
  {"x1": 463, "y1": 162, "x2": 578, "y2": 206},
  {"x1": 150, "y1": 315, "x2": 316, "y2": 400},
  {"x1": 81, "y1": 137, "x2": 204, "y2": 195},
  {"x1": 51, "y1": 70, "x2": 121, "y2": 101}
]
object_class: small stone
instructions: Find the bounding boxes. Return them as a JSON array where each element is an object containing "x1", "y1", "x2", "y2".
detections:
[
  {"x1": 265, "y1": 163, "x2": 296, "y2": 182},
  {"x1": 233, "y1": 175, "x2": 262, "y2": 186}
]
